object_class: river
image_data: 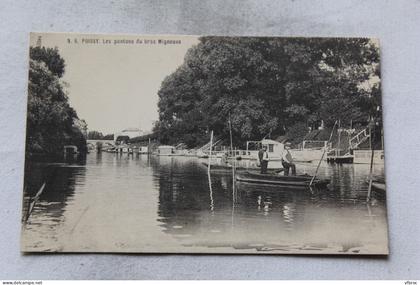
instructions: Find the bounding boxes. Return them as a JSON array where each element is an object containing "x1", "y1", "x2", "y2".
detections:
[{"x1": 21, "y1": 153, "x2": 389, "y2": 254}]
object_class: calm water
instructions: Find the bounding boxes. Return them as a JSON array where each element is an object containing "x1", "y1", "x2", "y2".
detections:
[{"x1": 21, "y1": 153, "x2": 389, "y2": 254}]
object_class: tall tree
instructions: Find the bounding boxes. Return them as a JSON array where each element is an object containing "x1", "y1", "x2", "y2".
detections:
[
  {"x1": 87, "y1": 131, "x2": 104, "y2": 140},
  {"x1": 156, "y1": 37, "x2": 380, "y2": 147},
  {"x1": 26, "y1": 47, "x2": 86, "y2": 156}
]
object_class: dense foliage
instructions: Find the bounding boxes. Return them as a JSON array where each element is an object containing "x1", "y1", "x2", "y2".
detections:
[
  {"x1": 155, "y1": 37, "x2": 380, "y2": 148},
  {"x1": 102, "y1": 134, "x2": 114, "y2": 140},
  {"x1": 87, "y1": 131, "x2": 114, "y2": 140},
  {"x1": 87, "y1": 131, "x2": 104, "y2": 140},
  {"x1": 26, "y1": 47, "x2": 87, "y2": 156}
]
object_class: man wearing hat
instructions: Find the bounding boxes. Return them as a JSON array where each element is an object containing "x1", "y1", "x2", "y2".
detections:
[
  {"x1": 260, "y1": 146, "x2": 269, "y2": 174},
  {"x1": 282, "y1": 142, "x2": 296, "y2": 176}
]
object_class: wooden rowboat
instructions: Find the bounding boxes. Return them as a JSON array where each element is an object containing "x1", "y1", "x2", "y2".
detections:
[
  {"x1": 372, "y1": 181, "x2": 386, "y2": 192},
  {"x1": 202, "y1": 162, "x2": 284, "y2": 172},
  {"x1": 236, "y1": 171, "x2": 330, "y2": 189}
]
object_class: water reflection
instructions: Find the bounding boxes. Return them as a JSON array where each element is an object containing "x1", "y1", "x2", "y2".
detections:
[
  {"x1": 22, "y1": 162, "x2": 86, "y2": 251},
  {"x1": 21, "y1": 153, "x2": 388, "y2": 254}
]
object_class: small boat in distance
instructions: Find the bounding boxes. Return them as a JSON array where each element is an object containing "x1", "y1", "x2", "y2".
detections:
[{"x1": 236, "y1": 171, "x2": 330, "y2": 189}]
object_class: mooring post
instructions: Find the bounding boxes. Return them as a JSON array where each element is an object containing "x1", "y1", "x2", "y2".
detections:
[
  {"x1": 310, "y1": 120, "x2": 338, "y2": 187},
  {"x1": 367, "y1": 122, "x2": 375, "y2": 202}
]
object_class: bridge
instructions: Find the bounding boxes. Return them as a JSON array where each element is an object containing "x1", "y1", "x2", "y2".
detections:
[
  {"x1": 86, "y1": 131, "x2": 159, "y2": 152},
  {"x1": 86, "y1": 139, "x2": 115, "y2": 150}
]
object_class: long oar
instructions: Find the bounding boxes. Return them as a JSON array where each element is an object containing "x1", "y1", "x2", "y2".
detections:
[{"x1": 309, "y1": 120, "x2": 338, "y2": 187}]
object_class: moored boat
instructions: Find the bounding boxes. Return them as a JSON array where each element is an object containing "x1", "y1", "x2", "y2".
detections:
[
  {"x1": 371, "y1": 181, "x2": 386, "y2": 192},
  {"x1": 202, "y1": 162, "x2": 283, "y2": 172},
  {"x1": 236, "y1": 171, "x2": 330, "y2": 189},
  {"x1": 366, "y1": 178, "x2": 386, "y2": 192}
]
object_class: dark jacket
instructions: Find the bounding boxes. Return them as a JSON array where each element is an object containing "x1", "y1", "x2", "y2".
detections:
[{"x1": 258, "y1": 149, "x2": 264, "y2": 162}]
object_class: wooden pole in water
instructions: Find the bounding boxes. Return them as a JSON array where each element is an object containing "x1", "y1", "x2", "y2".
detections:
[
  {"x1": 25, "y1": 182, "x2": 46, "y2": 222},
  {"x1": 207, "y1": 132, "x2": 214, "y2": 212},
  {"x1": 208, "y1": 130, "x2": 213, "y2": 170},
  {"x1": 207, "y1": 130, "x2": 215, "y2": 211},
  {"x1": 367, "y1": 121, "x2": 375, "y2": 202},
  {"x1": 309, "y1": 120, "x2": 338, "y2": 187}
]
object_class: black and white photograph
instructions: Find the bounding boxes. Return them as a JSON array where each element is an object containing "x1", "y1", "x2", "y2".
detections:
[{"x1": 21, "y1": 33, "x2": 388, "y2": 255}]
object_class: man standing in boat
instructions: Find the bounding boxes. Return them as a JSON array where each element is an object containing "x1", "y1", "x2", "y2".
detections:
[
  {"x1": 260, "y1": 146, "x2": 269, "y2": 174},
  {"x1": 282, "y1": 142, "x2": 296, "y2": 176},
  {"x1": 258, "y1": 146, "x2": 264, "y2": 166}
]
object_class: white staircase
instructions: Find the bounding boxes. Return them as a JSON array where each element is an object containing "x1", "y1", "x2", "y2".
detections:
[
  {"x1": 349, "y1": 128, "x2": 370, "y2": 150},
  {"x1": 197, "y1": 136, "x2": 222, "y2": 152}
]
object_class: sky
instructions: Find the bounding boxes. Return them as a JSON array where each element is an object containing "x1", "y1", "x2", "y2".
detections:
[{"x1": 30, "y1": 33, "x2": 199, "y2": 134}]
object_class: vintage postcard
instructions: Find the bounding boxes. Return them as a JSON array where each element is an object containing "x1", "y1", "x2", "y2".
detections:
[{"x1": 21, "y1": 33, "x2": 388, "y2": 254}]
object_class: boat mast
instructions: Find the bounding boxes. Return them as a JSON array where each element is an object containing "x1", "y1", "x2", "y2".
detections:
[
  {"x1": 228, "y1": 112, "x2": 234, "y2": 156},
  {"x1": 337, "y1": 119, "x2": 341, "y2": 156}
]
